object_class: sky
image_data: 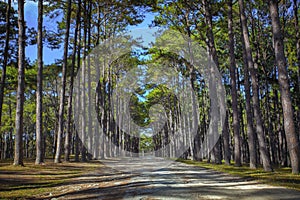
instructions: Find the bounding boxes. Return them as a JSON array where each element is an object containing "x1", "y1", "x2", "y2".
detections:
[
  {"x1": 23, "y1": 1, "x2": 63, "y2": 65},
  {"x1": 20, "y1": 1, "x2": 158, "y2": 65}
]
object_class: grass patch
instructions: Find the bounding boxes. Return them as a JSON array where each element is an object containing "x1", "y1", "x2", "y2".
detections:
[
  {"x1": 177, "y1": 159, "x2": 300, "y2": 191},
  {"x1": 0, "y1": 158, "x2": 102, "y2": 199}
]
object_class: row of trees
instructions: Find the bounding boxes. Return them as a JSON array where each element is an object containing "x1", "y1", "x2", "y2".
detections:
[
  {"x1": 0, "y1": 0, "x2": 148, "y2": 164},
  {"x1": 0, "y1": 0, "x2": 299, "y2": 174},
  {"x1": 151, "y1": 0, "x2": 300, "y2": 174}
]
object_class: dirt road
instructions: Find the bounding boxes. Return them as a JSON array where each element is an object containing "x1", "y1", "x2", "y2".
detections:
[{"x1": 40, "y1": 157, "x2": 300, "y2": 200}]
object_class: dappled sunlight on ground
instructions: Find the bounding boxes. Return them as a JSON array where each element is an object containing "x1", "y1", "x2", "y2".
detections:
[
  {"x1": 1, "y1": 158, "x2": 300, "y2": 199},
  {"x1": 39, "y1": 158, "x2": 300, "y2": 199}
]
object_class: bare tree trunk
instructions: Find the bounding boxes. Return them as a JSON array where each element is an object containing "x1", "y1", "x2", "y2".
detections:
[
  {"x1": 7, "y1": 97, "x2": 13, "y2": 159},
  {"x1": 222, "y1": 111, "x2": 230, "y2": 165},
  {"x1": 74, "y1": 19, "x2": 82, "y2": 162},
  {"x1": 87, "y1": 1, "x2": 93, "y2": 160},
  {"x1": 25, "y1": 132, "x2": 28, "y2": 158},
  {"x1": 81, "y1": 53, "x2": 87, "y2": 162},
  {"x1": 203, "y1": 0, "x2": 222, "y2": 164},
  {"x1": 54, "y1": 0, "x2": 72, "y2": 163},
  {"x1": 239, "y1": 0, "x2": 273, "y2": 171},
  {"x1": 228, "y1": 0, "x2": 241, "y2": 167},
  {"x1": 99, "y1": 73, "x2": 105, "y2": 159},
  {"x1": 0, "y1": 0, "x2": 12, "y2": 158},
  {"x1": 294, "y1": 0, "x2": 300, "y2": 139},
  {"x1": 269, "y1": 0, "x2": 300, "y2": 174},
  {"x1": 35, "y1": 0, "x2": 44, "y2": 165},
  {"x1": 0, "y1": 0, "x2": 11, "y2": 133},
  {"x1": 264, "y1": 78, "x2": 276, "y2": 164},
  {"x1": 65, "y1": 0, "x2": 81, "y2": 162},
  {"x1": 13, "y1": 0, "x2": 25, "y2": 166},
  {"x1": 238, "y1": 0, "x2": 258, "y2": 169},
  {"x1": 80, "y1": 0, "x2": 88, "y2": 162}
]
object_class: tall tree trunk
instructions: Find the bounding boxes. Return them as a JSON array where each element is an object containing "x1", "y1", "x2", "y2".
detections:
[
  {"x1": 240, "y1": 0, "x2": 273, "y2": 171},
  {"x1": 81, "y1": 51, "x2": 87, "y2": 162},
  {"x1": 203, "y1": 0, "x2": 222, "y2": 164},
  {"x1": 13, "y1": 0, "x2": 25, "y2": 166},
  {"x1": 266, "y1": 85, "x2": 277, "y2": 164},
  {"x1": 238, "y1": 0, "x2": 258, "y2": 169},
  {"x1": 54, "y1": 0, "x2": 72, "y2": 163},
  {"x1": 269, "y1": 0, "x2": 300, "y2": 174},
  {"x1": 87, "y1": 1, "x2": 93, "y2": 159},
  {"x1": 80, "y1": 0, "x2": 88, "y2": 162},
  {"x1": 236, "y1": 69, "x2": 248, "y2": 163},
  {"x1": 228, "y1": 0, "x2": 241, "y2": 167},
  {"x1": 74, "y1": 16, "x2": 82, "y2": 162},
  {"x1": 35, "y1": 0, "x2": 44, "y2": 165},
  {"x1": 64, "y1": 0, "x2": 81, "y2": 162},
  {"x1": 0, "y1": 0, "x2": 11, "y2": 132},
  {"x1": 294, "y1": 0, "x2": 300, "y2": 138},
  {"x1": 99, "y1": 70, "x2": 105, "y2": 159},
  {"x1": 223, "y1": 111, "x2": 230, "y2": 165}
]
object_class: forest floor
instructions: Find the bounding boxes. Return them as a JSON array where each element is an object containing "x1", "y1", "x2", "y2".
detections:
[{"x1": 1, "y1": 157, "x2": 300, "y2": 200}]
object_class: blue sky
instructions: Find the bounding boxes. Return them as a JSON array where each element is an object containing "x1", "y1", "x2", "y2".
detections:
[
  {"x1": 21, "y1": 1, "x2": 157, "y2": 65},
  {"x1": 23, "y1": 1, "x2": 63, "y2": 65}
]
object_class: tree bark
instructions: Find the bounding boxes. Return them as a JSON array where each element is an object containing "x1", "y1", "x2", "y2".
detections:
[
  {"x1": 240, "y1": 0, "x2": 273, "y2": 171},
  {"x1": 228, "y1": 0, "x2": 241, "y2": 167},
  {"x1": 13, "y1": 0, "x2": 25, "y2": 166},
  {"x1": 54, "y1": 0, "x2": 72, "y2": 163},
  {"x1": 238, "y1": 0, "x2": 258, "y2": 169},
  {"x1": 74, "y1": 15, "x2": 82, "y2": 162},
  {"x1": 35, "y1": 0, "x2": 44, "y2": 165},
  {"x1": 64, "y1": 0, "x2": 81, "y2": 162},
  {"x1": 87, "y1": 1, "x2": 93, "y2": 160},
  {"x1": 223, "y1": 111, "x2": 230, "y2": 165},
  {"x1": 0, "y1": 0, "x2": 11, "y2": 133},
  {"x1": 80, "y1": 0, "x2": 88, "y2": 162},
  {"x1": 293, "y1": 0, "x2": 300, "y2": 139},
  {"x1": 269, "y1": 0, "x2": 300, "y2": 174},
  {"x1": 203, "y1": 0, "x2": 222, "y2": 164}
]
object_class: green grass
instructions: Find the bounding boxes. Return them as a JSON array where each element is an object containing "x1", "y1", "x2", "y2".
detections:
[
  {"x1": 0, "y1": 158, "x2": 102, "y2": 199},
  {"x1": 177, "y1": 159, "x2": 300, "y2": 191}
]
